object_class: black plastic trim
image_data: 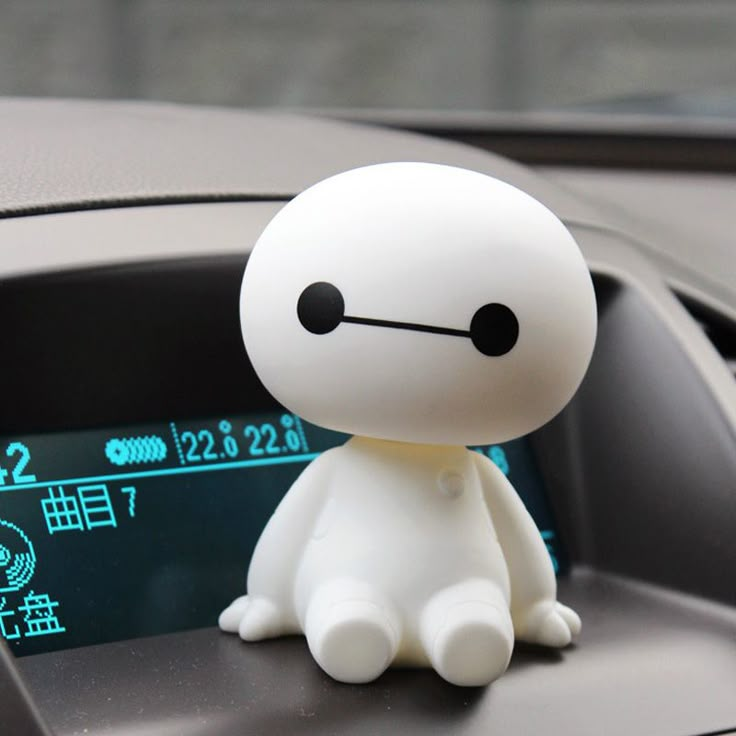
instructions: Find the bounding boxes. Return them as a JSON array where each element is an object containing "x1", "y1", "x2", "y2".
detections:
[
  {"x1": 0, "y1": 194, "x2": 292, "y2": 221},
  {"x1": 536, "y1": 275, "x2": 736, "y2": 605},
  {"x1": 390, "y1": 125, "x2": 736, "y2": 171}
]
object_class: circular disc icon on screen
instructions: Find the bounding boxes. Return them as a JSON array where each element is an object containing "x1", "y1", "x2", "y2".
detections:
[{"x1": 0, "y1": 518, "x2": 37, "y2": 593}]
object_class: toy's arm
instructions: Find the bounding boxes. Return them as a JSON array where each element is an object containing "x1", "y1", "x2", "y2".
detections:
[
  {"x1": 219, "y1": 448, "x2": 337, "y2": 640},
  {"x1": 473, "y1": 452, "x2": 581, "y2": 647}
]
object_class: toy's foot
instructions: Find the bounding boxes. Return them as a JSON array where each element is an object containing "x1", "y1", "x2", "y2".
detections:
[
  {"x1": 305, "y1": 583, "x2": 400, "y2": 684},
  {"x1": 515, "y1": 600, "x2": 582, "y2": 647},
  {"x1": 421, "y1": 582, "x2": 514, "y2": 687},
  {"x1": 218, "y1": 595, "x2": 250, "y2": 632},
  {"x1": 218, "y1": 595, "x2": 283, "y2": 641}
]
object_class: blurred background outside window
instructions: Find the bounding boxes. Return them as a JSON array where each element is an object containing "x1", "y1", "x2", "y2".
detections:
[{"x1": 1, "y1": 0, "x2": 735, "y2": 117}]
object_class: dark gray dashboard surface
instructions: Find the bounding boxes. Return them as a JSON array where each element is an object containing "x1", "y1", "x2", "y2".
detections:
[
  {"x1": 17, "y1": 570, "x2": 736, "y2": 736},
  {"x1": 0, "y1": 644, "x2": 51, "y2": 736},
  {"x1": 0, "y1": 98, "x2": 597, "y2": 224},
  {"x1": 2, "y1": 99, "x2": 735, "y2": 736},
  {"x1": 544, "y1": 167, "x2": 736, "y2": 315}
]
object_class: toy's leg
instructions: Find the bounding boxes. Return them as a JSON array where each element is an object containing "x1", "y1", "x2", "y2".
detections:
[
  {"x1": 420, "y1": 580, "x2": 514, "y2": 687},
  {"x1": 304, "y1": 579, "x2": 400, "y2": 684}
]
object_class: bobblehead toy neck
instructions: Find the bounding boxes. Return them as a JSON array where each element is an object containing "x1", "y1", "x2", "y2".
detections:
[{"x1": 348, "y1": 434, "x2": 468, "y2": 455}]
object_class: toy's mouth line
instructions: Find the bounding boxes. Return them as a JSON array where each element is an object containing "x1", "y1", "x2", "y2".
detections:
[{"x1": 342, "y1": 314, "x2": 470, "y2": 339}]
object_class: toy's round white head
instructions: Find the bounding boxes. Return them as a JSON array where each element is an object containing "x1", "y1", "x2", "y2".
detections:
[{"x1": 241, "y1": 162, "x2": 597, "y2": 445}]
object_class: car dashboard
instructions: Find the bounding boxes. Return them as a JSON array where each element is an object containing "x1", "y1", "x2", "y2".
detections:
[{"x1": 1, "y1": 99, "x2": 735, "y2": 736}]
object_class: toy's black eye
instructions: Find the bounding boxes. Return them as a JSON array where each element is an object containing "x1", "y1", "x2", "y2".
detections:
[
  {"x1": 469, "y1": 303, "x2": 519, "y2": 356},
  {"x1": 297, "y1": 282, "x2": 345, "y2": 334}
]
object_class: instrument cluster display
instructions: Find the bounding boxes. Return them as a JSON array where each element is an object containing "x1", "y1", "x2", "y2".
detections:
[{"x1": 0, "y1": 412, "x2": 563, "y2": 656}]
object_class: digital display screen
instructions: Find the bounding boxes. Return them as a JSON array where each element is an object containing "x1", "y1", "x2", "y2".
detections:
[{"x1": 0, "y1": 412, "x2": 564, "y2": 657}]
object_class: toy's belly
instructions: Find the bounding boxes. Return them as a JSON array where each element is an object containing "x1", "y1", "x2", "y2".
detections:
[{"x1": 294, "y1": 444, "x2": 511, "y2": 614}]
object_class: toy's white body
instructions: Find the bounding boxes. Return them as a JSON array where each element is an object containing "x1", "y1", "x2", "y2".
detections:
[
  {"x1": 221, "y1": 438, "x2": 578, "y2": 685},
  {"x1": 220, "y1": 163, "x2": 596, "y2": 686}
]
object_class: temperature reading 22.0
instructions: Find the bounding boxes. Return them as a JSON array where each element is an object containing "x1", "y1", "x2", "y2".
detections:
[
  {"x1": 244, "y1": 415, "x2": 304, "y2": 457},
  {"x1": 170, "y1": 415, "x2": 309, "y2": 466}
]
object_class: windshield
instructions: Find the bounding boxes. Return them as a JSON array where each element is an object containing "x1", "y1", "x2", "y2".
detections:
[{"x1": 2, "y1": 1, "x2": 736, "y2": 118}]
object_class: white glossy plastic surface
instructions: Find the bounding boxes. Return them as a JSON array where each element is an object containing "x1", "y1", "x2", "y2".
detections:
[{"x1": 220, "y1": 163, "x2": 596, "y2": 686}]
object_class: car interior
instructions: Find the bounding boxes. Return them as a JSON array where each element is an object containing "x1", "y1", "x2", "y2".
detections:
[{"x1": 1, "y1": 4, "x2": 735, "y2": 736}]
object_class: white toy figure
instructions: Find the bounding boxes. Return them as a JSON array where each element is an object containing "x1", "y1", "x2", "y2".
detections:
[{"x1": 220, "y1": 162, "x2": 597, "y2": 686}]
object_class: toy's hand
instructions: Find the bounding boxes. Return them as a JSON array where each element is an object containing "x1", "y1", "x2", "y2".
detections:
[
  {"x1": 515, "y1": 600, "x2": 581, "y2": 648},
  {"x1": 218, "y1": 595, "x2": 284, "y2": 641}
]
